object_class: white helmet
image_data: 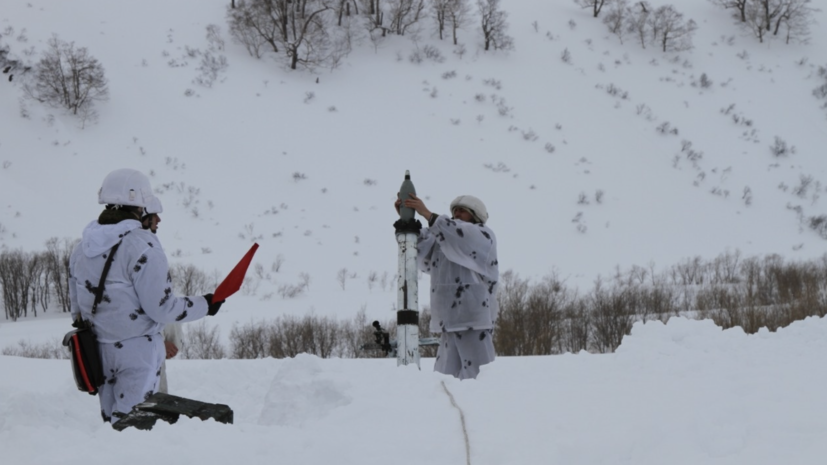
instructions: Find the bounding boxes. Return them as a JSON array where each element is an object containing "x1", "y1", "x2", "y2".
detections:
[
  {"x1": 450, "y1": 195, "x2": 489, "y2": 224},
  {"x1": 98, "y1": 168, "x2": 154, "y2": 208}
]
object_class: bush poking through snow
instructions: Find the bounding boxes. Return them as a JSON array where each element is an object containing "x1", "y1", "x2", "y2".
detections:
[
  {"x1": 770, "y1": 136, "x2": 795, "y2": 157},
  {"x1": 809, "y1": 215, "x2": 827, "y2": 239},
  {"x1": 1, "y1": 339, "x2": 68, "y2": 359},
  {"x1": 181, "y1": 320, "x2": 225, "y2": 359}
]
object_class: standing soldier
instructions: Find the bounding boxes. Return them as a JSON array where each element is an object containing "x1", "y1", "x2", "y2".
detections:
[
  {"x1": 69, "y1": 168, "x2": 224, "y2": 425},
  {"x1": 396, "y1": 193, "x2": 499, "y2": 379}
]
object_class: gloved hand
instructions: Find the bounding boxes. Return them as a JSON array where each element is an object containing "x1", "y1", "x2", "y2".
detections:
[{"x1": 203, "y1": 293, "x2": 225, "y2": 316}]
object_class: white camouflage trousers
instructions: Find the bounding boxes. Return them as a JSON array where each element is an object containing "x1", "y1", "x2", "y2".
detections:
[
  {"x1": 433, "y1": 329, "x2": 496, "y2": 380},
  {"x1": 97, "y1": 334, "x2": 164, "y2": 423}
]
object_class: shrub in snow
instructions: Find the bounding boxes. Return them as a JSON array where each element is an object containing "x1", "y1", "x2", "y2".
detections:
[
  {"x1": 809, "y1": 215, "x2": 827, "y2": 239},
  {"x1": 770, "y1": 136, "x2": 795, "y2": 157}
]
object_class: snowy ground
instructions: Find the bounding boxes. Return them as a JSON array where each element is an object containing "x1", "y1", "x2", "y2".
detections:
[{"x1": 3, "y1": 316, "x2": 827, "y2": 464}]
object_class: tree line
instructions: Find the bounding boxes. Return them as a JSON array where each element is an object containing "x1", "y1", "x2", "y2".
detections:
[
  {"x1": 578, "y1": 0, "x2": 817, "y2": 49},
  {"x1": 226, "y1": 0, "x2": 514, "y2": 70},
  {"x1": 4, "y1": 248, "x2": 827, "y2": 358},
  {"x1": 181, "y1": 250, "x2": 827, "y2": 359}
]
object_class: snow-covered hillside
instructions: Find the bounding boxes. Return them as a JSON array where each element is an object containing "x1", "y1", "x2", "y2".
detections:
[
  {"x1": 1, "y1": 0, "x2": 826, "y2": 329},
  {"x1": 2, "y1": 0, "x2": 827, "y2": 462}
]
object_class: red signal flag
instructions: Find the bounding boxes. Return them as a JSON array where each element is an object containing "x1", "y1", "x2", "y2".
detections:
[{"x1": 212, "y1": 243, "x2": 259, "y2": 303}]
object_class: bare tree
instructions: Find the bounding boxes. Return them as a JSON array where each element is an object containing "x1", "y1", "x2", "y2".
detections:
[
  {"x1": 743, "y1": 0, "x2": 770, "y2": 42},
  {"x1": 713, "y1": 0, "x2": 816, "y2": 43},
  {"x1": 387, "y1": 0, "x2": 425, "y2": 35},
  {"x1": 590, "y1": 280, "x2": 635, "y2": 353},
  {"x1": 771, "y1": 0, "x2": 816, "y2": 43},
  {"x1": 710, "y1": 0, "x2": 749, "y2": 22},
  {"x1": 227, "y1": 0, "x2": 340, "y2": 70},
  {"x1": 0, "y1": 250, "x2": 33, "y2": 321},
  {"x1": 626, "y1": 1, "x2": 651, "y2": 49},
  {"x1": 283, "y1": 0, "x2": 335, "y2": 70},
  {"x1": 227, "y1": 0, "x2": 281, "y2": 56},
  {"x1": 169, "y1": 263, "x2": 215, "y2": 296},
  {"x1": 361, "y1": 0, "x2": 387, "y2": 36},
  {"x1": 753, "y1": 0, "x2": 785, "y2": 32},
  {"x1": 477, "y1": 0, "x2": 513, "y2": 51},
  {"x1": 44, "y1": 237, "x2": 76, "y2": 313},
  {"x1": 335, "y1": 0, "x2": 359, "y2": 25},
  {"x1": 446, "y1": 0, "x2": 472, "y2": 45},
  {"x1": 430, "y1": 0, "x2": 451, "y2": 39},
  {"x1": 712, "y1": 0, "x2": 816, "y2": 43},
  {"x1": 182, "y1": 320, "x2": 225, "y2": 359},
  {"x1": 23, "y1": 36, "x2": 108, "y2": 116},
  {"x1": 602, "y1": 0, "x2": 630, "y2": 44},
  {"x1": 575, "y1": 0, "x2": 611, "y2": 18},
  {"x1": 649, "y1": 5, "x2": 697, "y2": 52}
]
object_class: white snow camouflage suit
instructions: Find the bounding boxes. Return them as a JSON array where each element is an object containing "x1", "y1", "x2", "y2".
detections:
[
  {"x1": 69, "y1": 218, "x2": 210, "y2": 423},
  {"x1": 416, "y1": 215, "x2": 499, "y2": 379}
]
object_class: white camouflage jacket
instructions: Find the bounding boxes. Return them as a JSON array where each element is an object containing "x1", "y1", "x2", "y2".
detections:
[
  {"x1": 69, "y1": 219, "x2": 209, "y2": 343},
  {"x1": 417, "y1": 215, "x2": 499, "y2": 333}
]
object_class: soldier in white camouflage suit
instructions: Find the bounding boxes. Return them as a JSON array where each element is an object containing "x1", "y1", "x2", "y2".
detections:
[
  {"x1": 396, "y1": 193, "x2": 499, "y2": 380},
  {"x1": 69, "y1": 168, "x2": 223, "y2": 425}
]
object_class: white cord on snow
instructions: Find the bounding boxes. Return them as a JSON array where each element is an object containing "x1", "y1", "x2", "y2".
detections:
[{"x1": 441, "y1": 380, "x2": 471, "y2": 465}]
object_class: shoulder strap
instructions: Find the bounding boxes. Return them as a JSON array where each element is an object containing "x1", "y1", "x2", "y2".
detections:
[{"x1": 92, "y1": 242, "x2": 122, "y2": 314}]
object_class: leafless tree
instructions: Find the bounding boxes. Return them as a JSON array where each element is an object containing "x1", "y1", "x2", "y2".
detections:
[
  {"x1": 283, "y1": 0, "x2": 335, "y2": 70},
  {"x1": 477, "y1": 0, "x2": 513, "y2": 51},
  {"x1": 227, "y1": 0, "x2": 341, "y2": 70},
  {"x1": 361, "y1": 0, "x2": 387, "y2": 36},
  {"x1": 753, "y1": 0, "x2": 785, "y2": 31},
  {"x1": 23, "y1": 35, "x2": 108, "y2": 116},
  {"x1": 0, "y1": 250, "x2": 33, "y2": 321},
  {"x1": 25, "y1": 253, "x2": 50, "y2": 317},
  {"x1": 45, "y1": 237, "x2": 76, "y2": 313},
  {"x1": 771, "y1": 0, "x2": 815, "y2": 43},
  {"x1": 649, "y1": 5, "x2": 696, "y2": 52},
  {"x1": 590, "y1": 280, "x2": 635, "y2": 353},
  {"x1": 387, "y1": 0, "x2": 425, "y2": 35},
  {"x1": 170, "y1": 263, "x2": 215, "y2": 296},
  {"x1": 626, "y1": 1, "x2": 651, "y2": 49},
  {"x1": 335, "y1": 0, "x2": 359, "y2": 25},
  {"x1": 182, "y1": 320, "x2": 225, "y2": 359},
  {"x1": 602, "y1": 0, "x2": 630, "y2": 44},
  {"x1": 743, "y1": 1, "x2": 770, "y2": 42},
  {"x1": 574, "y1": 0, "x2": 611, "y2": 18},
  {"x1": 430, "y1": 0, "x2": 451, "y2": 40},
  {"x1": 446, "y1": 0, "x2": 472, "y2": 45},
  {"x1": 712, "y1": 0, "x2": 816, "y2": 43},
  {"x1": 710, "y1": 0, "x2": 748, "y2": 22},
  {"x1": 227, "y1": 0, "x2": 279, "y2": 57}
]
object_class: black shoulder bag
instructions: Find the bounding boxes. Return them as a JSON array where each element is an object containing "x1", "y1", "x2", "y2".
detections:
[{"x1": 63, "y1": 242, "x2": 121, "y2": 395}]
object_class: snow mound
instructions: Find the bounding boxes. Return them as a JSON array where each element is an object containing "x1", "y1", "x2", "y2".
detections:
[{"x1": 258, "y1": 353, "x2": 353, "y2": 427}]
